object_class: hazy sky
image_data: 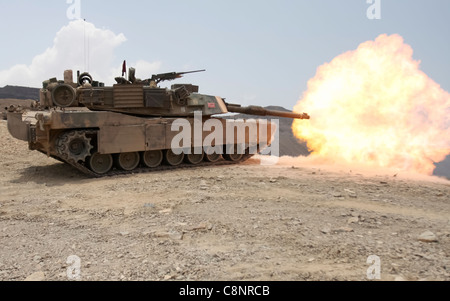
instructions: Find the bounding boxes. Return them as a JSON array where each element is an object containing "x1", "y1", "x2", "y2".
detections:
[{"x1": 0, "y1": 0, "x2": 449, "y2": 109}]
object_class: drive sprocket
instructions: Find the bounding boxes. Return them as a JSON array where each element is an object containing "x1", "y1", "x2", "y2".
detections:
[{"x1": 56, "y1": 131, "x2": 94, "y2": 163}]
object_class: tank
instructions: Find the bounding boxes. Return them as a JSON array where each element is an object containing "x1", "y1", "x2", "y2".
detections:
[{"x1": 6, "y1": 68, "x2": 309, "y2": 177}]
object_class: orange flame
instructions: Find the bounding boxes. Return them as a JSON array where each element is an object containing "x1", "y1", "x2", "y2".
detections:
[{"x1": 293, "y1": 34, "x2": 450, "y2": 175}]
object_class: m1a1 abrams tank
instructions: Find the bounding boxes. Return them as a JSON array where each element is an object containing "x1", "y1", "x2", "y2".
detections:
[{"x1": 7, "y1": 67, "x2": 309, "y2": 177}]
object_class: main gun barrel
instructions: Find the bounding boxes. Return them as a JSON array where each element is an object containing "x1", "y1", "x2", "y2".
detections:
[{"x1": 226, "y1": 104, "x2": 310, "y2": 120}]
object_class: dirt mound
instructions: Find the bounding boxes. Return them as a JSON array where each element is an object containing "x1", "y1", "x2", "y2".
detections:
[{"x1": 0, "y1": 99, "x2": 37, "y2": 120}]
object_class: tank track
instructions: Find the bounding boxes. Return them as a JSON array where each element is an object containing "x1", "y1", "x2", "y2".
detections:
[
  {"x1": 59, "y1": 153, "x2": 254, "y2": 178},
  {"x1": 49, "y1": 129, "x2": 257, "y2": 178}
]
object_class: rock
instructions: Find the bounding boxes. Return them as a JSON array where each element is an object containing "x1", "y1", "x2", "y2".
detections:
[
  {"x1": 24, "y1": 271, "x2": 45, "y2": 281},
  {"x1": 169, "y1": 231, "x2": 183, "y2": 240},
  {"x1": 33, "y1": 255, "x2": 42, "y2": 262},
  {"x1": 320, "y1": 228, "x2": 331, "y2": 234},
  {"x1": 189, "y1": 223, "x2": 212, "y2": 231},
  {"x1": 154, "y1": 232, "x2": 170, "y2": 238},
  {"x1": 344, "y1": 189, "x2": 357, "y2": 198},
  {"x1": 199, "y1": 180, "x2": 209, "y2": 190},
  {"x1": 414, "y1": 253, "x2": 434, "y2": 260},
  {"x1": 394, "y1": 275, "x2": 406, "y2": 281},
  {"x1": 120, "y1": 231, "x2": 129, "y2": 236},
  {"x1": 347, "y1": 217, "x2": 359, "y2": 224},
  {"x1": 191, "y1": 198, "x2": 203, "y2": 204},
  {"x1": 417, "y1": 231, "x2": 438, "y2": 243},
  {"x1": 333, "y1": 227, "x2": 354, "y2": 233},
  {"x1": 159, "y1": 208, "x2": 172, "y2": 214}
]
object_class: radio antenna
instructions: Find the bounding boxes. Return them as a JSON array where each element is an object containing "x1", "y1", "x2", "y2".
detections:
[{"x1": 83, "y1": 19, "x2": 90, "y2": 72}]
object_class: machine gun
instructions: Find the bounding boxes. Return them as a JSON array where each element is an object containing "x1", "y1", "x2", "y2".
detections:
[{"x1": 149, "y1": 69, "x2": 206, "y2": 84}]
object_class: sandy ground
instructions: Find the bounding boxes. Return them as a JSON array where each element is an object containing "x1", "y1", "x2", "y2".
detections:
[{"x1": 0, "y1": 120, "x2": 449, "y2": 281}]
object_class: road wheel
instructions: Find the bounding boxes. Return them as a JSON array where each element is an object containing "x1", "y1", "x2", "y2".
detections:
[
  {"x1": 164, "y1": 149, "x2": 184, "y2": 166},
  {"x1": 204, "y1": 146, "x2": 222, "y2": 163},
  {"x1": 141, "y1": 150, "x2": 163, "y2": 168},
  {"x1": 88, "y1": 153, "x2": 113, "y2": 175},
  {"x1": 115, "y1": 152, "x2": 140, "y2": 171},
  {"x1": 223, "y1": 145, "x2": 244, "y2": 162},
  {"x1": 185, "y1": 149, "x2": 204, "y2": 165}
]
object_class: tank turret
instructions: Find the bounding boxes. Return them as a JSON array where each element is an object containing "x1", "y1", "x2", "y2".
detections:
[
  {"x1": 7, "y1": 67, "x2": 310, "y2": 177},
  {"x1": 38, "y1": 68, "x2": 309, "y2": 119}
]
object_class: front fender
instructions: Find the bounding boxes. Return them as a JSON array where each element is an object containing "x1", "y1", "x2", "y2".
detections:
[{"x1": 7, "y1": 112, "x2": 30, "y2": 142}]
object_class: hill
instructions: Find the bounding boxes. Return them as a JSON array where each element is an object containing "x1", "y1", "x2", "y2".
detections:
[
  {"x1": 434, "y1": 155, "x2": 450, "y2": 179},
  {"x1": 0, "y1": 85, "x2": 39, "y2": 100}
]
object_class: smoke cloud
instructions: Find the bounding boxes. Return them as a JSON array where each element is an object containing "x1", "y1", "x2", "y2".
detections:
[{"x1": 0, "y1": 20, "x2": 161, "y2": 87}]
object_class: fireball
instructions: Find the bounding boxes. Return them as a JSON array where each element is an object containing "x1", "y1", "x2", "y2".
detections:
[{"x1": 293, "y1": 34, "x2": 450, "y2": 175}]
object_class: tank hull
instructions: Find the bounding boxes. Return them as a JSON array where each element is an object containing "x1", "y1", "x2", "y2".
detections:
[{"x1": 7, "y1": 108, "x2": 277, "y2": 177}]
